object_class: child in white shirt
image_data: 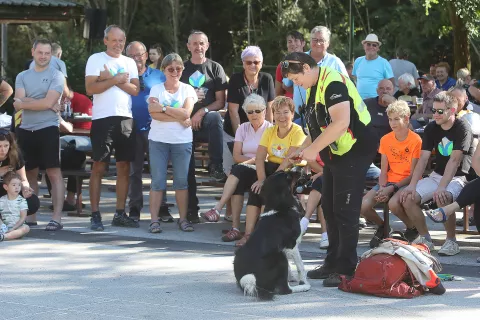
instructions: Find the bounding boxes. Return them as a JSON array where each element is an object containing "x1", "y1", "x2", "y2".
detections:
[{"x1": 0, "y1": 172, "x2": 30, "y2": 241}]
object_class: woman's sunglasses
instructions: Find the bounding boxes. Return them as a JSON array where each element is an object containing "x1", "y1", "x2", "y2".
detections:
[
  {"x1": 246, "y1": 109, "x2": 264, "y2": 114},
  {"x1": 244, "y1": 61, "x2": 261, "y2": 66},
  {"x1": 0, "y1": 129, "x2": 10, "y2": 136},
  {"x1": 166, "y1": 66, "x2": 183, "y2": 74},
  {"x1": 431, "y1": 108, "x2": 446, "y2": 115}
]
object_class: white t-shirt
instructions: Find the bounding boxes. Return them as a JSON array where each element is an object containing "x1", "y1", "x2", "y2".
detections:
[
  {"x1": 148, "y1": 82, "x2": 198, "y2": 144},
  {"x1": 85, "y1": 52, "x2": 138, "y2": 120}
]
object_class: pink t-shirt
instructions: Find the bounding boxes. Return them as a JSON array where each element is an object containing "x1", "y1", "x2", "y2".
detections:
[{"x1": 234, "y1": 121, "x2": 273, "y2": 158}]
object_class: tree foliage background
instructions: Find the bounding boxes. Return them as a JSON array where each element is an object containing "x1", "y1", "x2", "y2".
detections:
[{"x1": 2, "y1": 0, "x2": 480, "y2": 99}]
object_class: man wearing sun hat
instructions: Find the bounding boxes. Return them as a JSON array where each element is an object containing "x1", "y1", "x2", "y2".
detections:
[{"x1": 353, "y1": 34, "x2": 394, "y2": 100}]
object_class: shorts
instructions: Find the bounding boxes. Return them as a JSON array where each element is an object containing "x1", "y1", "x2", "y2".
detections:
[
  {"x1": 17, "y1": 126, "x2": 60, "y2": 171},
  {"x1": 246, "y1": 162, "x2": 280, "y2": 208},
  {"x1": 416, "y1": 171, "x2": 467, "y2": 203},
  {"x1": 230, "y1": 164, "x2": 258, "y2": 195},
  {"x1": 149, "y1": 140, "x2": 192, "y2": 191},
  {"x1": 312, "y1": 175, "x2": 323, "y2": 193},
  {"x1": 90, "y1": 116, "x2": 136, "y2": 162}
]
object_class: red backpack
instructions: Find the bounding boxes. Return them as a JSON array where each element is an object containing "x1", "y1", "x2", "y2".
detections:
[{"x1": 338, "y1": 253, "x2": 423, "y2": 298}]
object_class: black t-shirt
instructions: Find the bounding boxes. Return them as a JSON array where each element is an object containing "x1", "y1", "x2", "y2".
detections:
[
  {"x1": 393, "y1": 87, "x2": 421, "y2": 99},
  {"x1": 422, "y1": 117, "x2": 473, "y2": 176},
  {"x1": 463, "y1": 84, "x2": 480, "y2": 105},
  {"x1": 223, "y1": 71, "x2": 275, "y2": 136},
  {"x1": 0, "y1": 151, "x2": 25, "y2": 183},
  {"x1": 364, "y1": 97, "x2": 392, "y2": 142},
  {"x1": 180, "y1": 59, "x2": 228, "y2": 116}
]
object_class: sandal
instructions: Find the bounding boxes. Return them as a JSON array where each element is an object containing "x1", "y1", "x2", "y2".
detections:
[
  {"x1": 178, "y1": 219, "x2": 194, "y2": 232},
  {"x1": 221, "y1": 228, "x2": 242, "y2": 242},
  {"x1": 426, "y1": 208, "x2": 447, "y2": 223},
  {"x1": 235, "y1": 233, "x2": 250, "y2": 247},
  {"x1": 45, "y1": 220, "x2": 63, "y2": 231},
  {"x1": 149, "y1": 221, "x2": 162, "y2": 233},
  {"x1": 201, "y1": 208, "x2": 220, "y2": 222}
]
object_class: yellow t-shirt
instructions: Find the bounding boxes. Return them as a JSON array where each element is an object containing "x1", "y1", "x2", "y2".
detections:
[{"x1": 259, "y1": 123, "x2": 306, "y2": 164}]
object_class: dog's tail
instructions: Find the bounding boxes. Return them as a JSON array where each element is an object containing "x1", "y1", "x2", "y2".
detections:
[{"x1": 239, "y1": 274, "x2": 274, "y2": 300}]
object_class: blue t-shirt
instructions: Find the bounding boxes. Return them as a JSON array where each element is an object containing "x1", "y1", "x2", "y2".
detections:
[
  {"x1": 436, "y1": 77, "x2": 456, "y2": 91},
  {"x1": 131, "y1": 67, "x2": 166, "y2": 131},
  {"x1": 285, "y1": 51, "x2": 348, "y2": 114},
  {"x1": 353, "y1": 55, "x2": 394, "y2": 100}
]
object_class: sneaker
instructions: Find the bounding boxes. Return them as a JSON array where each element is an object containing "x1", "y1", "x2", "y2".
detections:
[
  {"x1": 369, "y1": 224, "x2": 393, "y2": 248},
  {"x1": 187, "y1": 210, "x2": 200, "y2": 224},
  {"x1": 221, "y1": 228, "x2": 242, "y2": 242},
  {"x1": 209, "y1": 164, "x2": 227, "y2": 182},
  {"x1": 412, "y1": 235, "x2": 434, "y2": 252},
  {"x1": 404, "y1": 227, "x2": 419, "y2": 243},
  {"x1": 90, "y1": 212, "x2": 104, "y2": 231},
  {"x1": 112, "y1": 212, "x2": 140, "y2": 228},
  {"x1": 358, "y1": 217, "x2": 367, "y2": 229},
  {"x1": 438, "y1": 239, "x2": 460, "y2": 256},
  {"x1": 307, "y1": 265, "x2": 334, "y2": 279},
  {"x1": 323, "y1": 273, "x2": 347, "y2": 287},
  {"x1": 159, "y1": 206, "x2": 174, "y2": 223},
  {"x1": 129, "y1": 208, "x2": 140, "y2": 222},
  {"x1": 319, "y1": 237, "x2": 329, "y2": 249},
  {"x1": 456, "y1": 216, "x2": 475, "y2": 227}
]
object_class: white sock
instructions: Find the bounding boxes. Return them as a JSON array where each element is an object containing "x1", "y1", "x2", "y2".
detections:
[{"x1": 321, "y1": 232, "x2": 328, "y2": 240}]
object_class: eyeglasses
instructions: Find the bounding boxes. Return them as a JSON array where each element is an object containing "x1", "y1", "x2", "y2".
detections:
[
  {"x1": 281, "y1": 60, "x2": 303, "y2": 69},
  {"x1": 246, "y1": 109, "x2": 264, "y2": 115},
  {"x1": 244, "y1": 60, "x2": 261, "y2": 66},
  {"x1": 365, "y1": 42, "x2": 379, "y2": 48},
  {"x1": 431, "y1": 108, "x2": 446, "y2": 115},
  {"x1": 166, "y1": 66, "x2": 183, "y2": 74},
  {"x1": 311, "y1": 38, "x2": 327, "y2": 45},
  {"x1": 128, "y1": 52, "x2": 146, "y2": 60}
]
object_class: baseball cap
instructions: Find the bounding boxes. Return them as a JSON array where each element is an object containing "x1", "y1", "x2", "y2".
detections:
[{"x1": 418, "y1": 74, "x2": 435, "y2": 81}]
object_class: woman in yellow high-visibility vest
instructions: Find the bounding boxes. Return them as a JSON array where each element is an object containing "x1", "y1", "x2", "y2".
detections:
[{"x1": 283, "y1": 52, "x2": 378, "y2": 287}]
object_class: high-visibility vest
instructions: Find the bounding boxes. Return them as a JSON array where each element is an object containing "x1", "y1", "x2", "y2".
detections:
[{"x1": 306, "y1": 66, "x2": 371, "y2": 155}]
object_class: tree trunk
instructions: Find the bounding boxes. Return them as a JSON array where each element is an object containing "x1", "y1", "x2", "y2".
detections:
[
  {"x1": 447, "y1": 2, "x2": 470, "y2": 73},
  {"x1": 168, "y1": 0, "x2": 179, "y2": 52}
]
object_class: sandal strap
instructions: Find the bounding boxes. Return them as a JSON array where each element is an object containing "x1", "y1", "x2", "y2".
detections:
[
  {"x1": 149, "y1": 221, "x2": 160, "y2": 227},
  {"x1": 178, "y1": 219, "x2": 194, "y2": 231}
]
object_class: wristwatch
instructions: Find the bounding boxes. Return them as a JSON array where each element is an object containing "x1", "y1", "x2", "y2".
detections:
[
  {"x1": 162, "y1": 106, "x2": 167, "y2": 113},
  {"x1": 203, "y1": 107, "x2": 209, "y2": 114}
]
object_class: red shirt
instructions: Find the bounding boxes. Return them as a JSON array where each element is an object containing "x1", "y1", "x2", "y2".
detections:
[
  {"x1": 275, "y1": 63, "x2": 293, "y2": 99},
  {"x1": 70, "y1": 92, "x2": 92, "y2": 130}
]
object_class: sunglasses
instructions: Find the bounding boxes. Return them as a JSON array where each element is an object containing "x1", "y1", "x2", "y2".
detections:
[
  {"x1": 166, "y1": 66, "x2": 183, "y2": 74},
  {"x1": 0, "y1": 129, "x2": 10, "y2": 136},
  {"x1": 281, "y1": 60, "x2": 303, "y2": 69},
  {"x1": 244, "y1": 61, "x2": 261, "y2": 66},
  {"x1": 246, "y1": 109, "x2": 264, "y2": 115},
  {"x1": 431, "y1": 108, "x2": 447, "y2": 115},
  {"x1": 365, "y1": 42, "x2": 378, "y2": 48}
]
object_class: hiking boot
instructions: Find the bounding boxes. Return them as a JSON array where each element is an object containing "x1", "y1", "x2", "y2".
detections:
[
  {"x1": 404, "y1": 227, "x2": 419, "y2": 243},
  {"x1": 112, "y1": 211, "x2": 140, "y2": 228},
  {"x1": 90, "y1": 212, "x2": 104, "y2": 231},
  {"x1": 209, "y1": 164, "x2": 227, "y2": 182},
  {"x1": 307, "y1": 265, "x2": 334, "y2": 280},
  {"x1": 369, "y1": 224, "x2": 393, "y2": 248},
  {"x1": 129, "y1": 207, "x2": 140, "y2": 223},
  {"x1": 159, "y1": 206, "x2": 174, "y2": 223},
  {"x1": 413, "y1": 235, "x2": 434, "y2": 251},
  {"x1": 323, "y1": 273, "x2": 347, "y2": 287},
  {"x1": 187, "y1": 210, "x2": 200, "y2": 224},
  {"x1": 438, "y1": 239, "x2": 460, "y2": 256}
]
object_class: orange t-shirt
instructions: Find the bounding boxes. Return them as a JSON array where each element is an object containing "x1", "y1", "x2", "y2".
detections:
[{"x1": 378, "y1": 130, "x2": 422, "y2": 183}]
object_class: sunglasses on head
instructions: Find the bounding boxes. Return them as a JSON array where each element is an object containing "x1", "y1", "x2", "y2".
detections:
[
  {"x1": 281, "y1": 60, "x2": 303, "y2": 69},
  {"x1": 246, "y1": 109, "x2": 264, "y2": 115},
  {"x1": 0, "y1": 129, "x2": 10, "y2": 137},
  {"x1": 431, "y1": 107, "x2": 447, "y2": 115},
  {"x1": 244, "y1": 60, "x2": 261, "y2": 66},
  {"x1": 166, "y1": 66, "x2": 183, "y2": 73},
  {"x1": 365, "y1": 42, "x2": 378, "y2": 48}
]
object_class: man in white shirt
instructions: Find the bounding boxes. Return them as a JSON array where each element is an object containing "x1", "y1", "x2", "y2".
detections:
[{"x1": 85, "y1": 25, "x2": 140, "y2": 231}]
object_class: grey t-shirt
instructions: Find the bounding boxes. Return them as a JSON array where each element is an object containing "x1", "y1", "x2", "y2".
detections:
[
  {"x1": 389, "y1": 59, "x2": 419, "y2": 92},
  {"x1": 15, "y1": 67, "x2": 64, "y2": 130},
  {"x1": 29, "y1": 56, "x2": 68, "y2": 78}
]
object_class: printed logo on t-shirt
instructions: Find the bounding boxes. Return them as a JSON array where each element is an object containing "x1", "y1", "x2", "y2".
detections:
[
  {"x1": 162, "y1": 99, "x2": 180, "y2": 108},
  {"x1": 109, "y1": 66, "x2": 126, "y2": 76},
  {"x1": 438, "y1": 137, "x2": 453, "y2": 156},
  {"x1": 389, "y1": 146, "x2": 410, "y2": 162},
  {"x1": 271, "y1": 143, "x2": 287, "y2": 158},
  {"x1": 330, "y1": 93, "x2": 342, "y2": 100},
  {"x1": 189, "y1": 70, "x2": 206, "y2": 88}
]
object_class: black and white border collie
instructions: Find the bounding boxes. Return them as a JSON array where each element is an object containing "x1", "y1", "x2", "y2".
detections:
[{"x1": 233, "y1": 170, "x2": 310, "y2": 300}]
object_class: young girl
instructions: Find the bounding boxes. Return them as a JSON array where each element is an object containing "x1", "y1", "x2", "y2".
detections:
[{"x1": 0, "y1": 171, "x2": 30, "y2": 241}]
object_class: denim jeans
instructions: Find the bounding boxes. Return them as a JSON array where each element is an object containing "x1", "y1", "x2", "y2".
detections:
[
  {"x1": 149, "y1": 140, "x2": 192, "y2": 191},
  {"x1": 366, "y1": 163, "x2": 381, "y2": 180}
]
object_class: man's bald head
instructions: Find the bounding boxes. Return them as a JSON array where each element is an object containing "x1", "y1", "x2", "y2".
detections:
[{"x1": 377, "y1": 79, "x2": 394, "y2": 96}]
